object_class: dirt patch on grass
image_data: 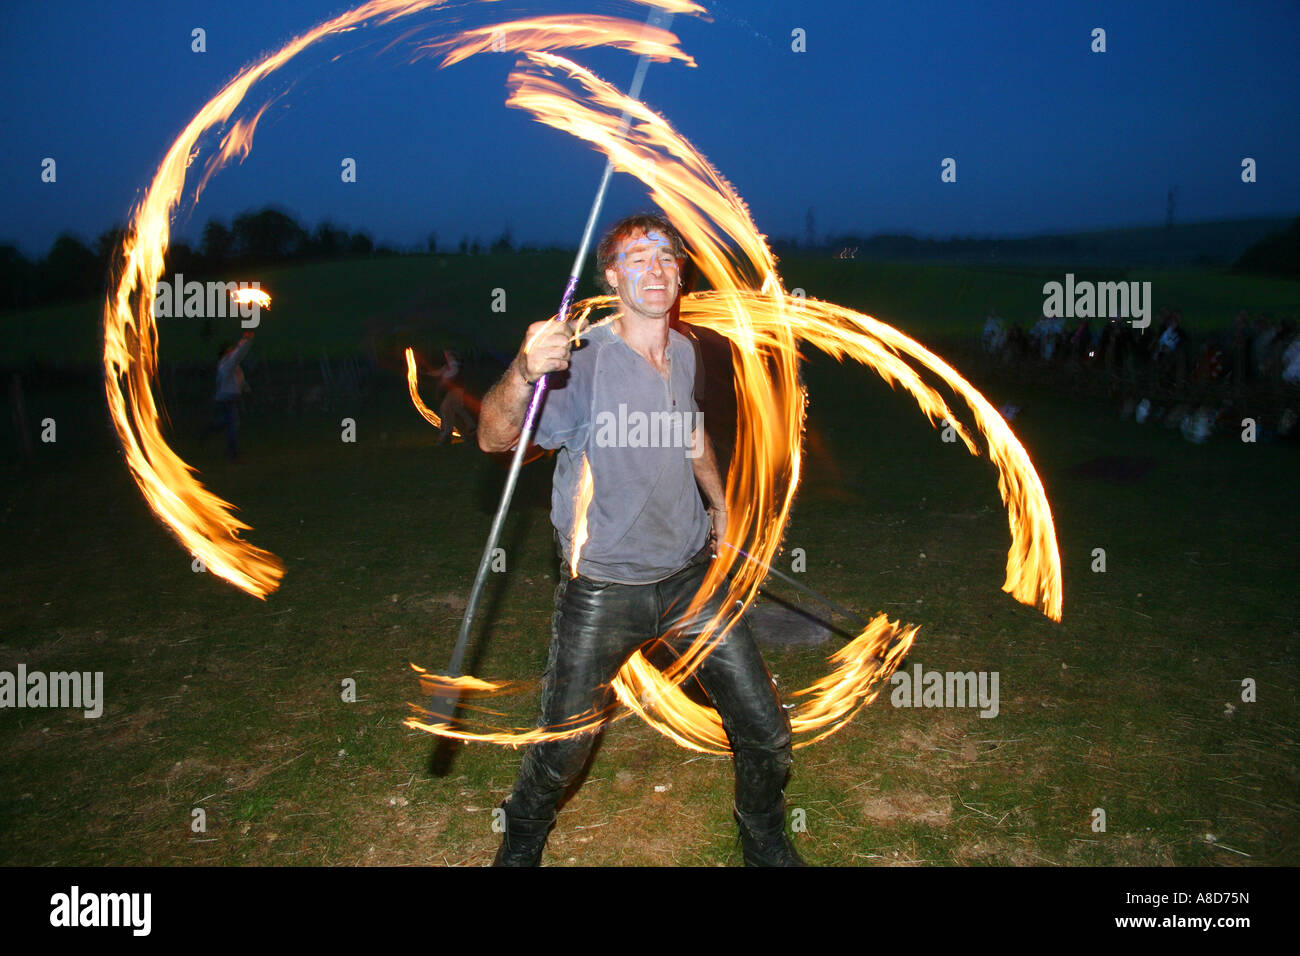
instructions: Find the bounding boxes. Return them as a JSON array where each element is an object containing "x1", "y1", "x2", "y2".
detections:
[
  {"x1": 97, "y1": 705, "x2": 167, "y2": 748},
  {"x1": 1062, "y1": 832, "x2": 1178, "y2": 866},
  {"x1": 423, "y1": 592, "x2": 468, "y2": 612},
  {"x1": 163, "y1": 757, "x2": 223, "y2": 786},
  {"x1": 345, "y1": 796, "x2": 457, "y2": 866},
  {"x1": 861, "y1": 791, "x2": 953, "y2": 827},
  {"x1": 954, "y1": 834, "x2": 1058, "y2": 866}
]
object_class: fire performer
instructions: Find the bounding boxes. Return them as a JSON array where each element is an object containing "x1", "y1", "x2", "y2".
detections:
[
  {"x1": 207, "y1": 331, "x2": 253, "y2": 460},
  {"x1": 420, "y1": 348, "x2": 477, "y2": 445},
  {"x1": 477, "y1": 213, "x2": 801, "y2": 866}
]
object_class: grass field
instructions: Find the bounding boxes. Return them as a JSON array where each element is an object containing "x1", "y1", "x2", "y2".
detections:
[
  {"x1": 1, "y1": 254, "x2": 1296, "y2": 866},
  {"x1": 4, "y1": 251, "x2": 1298, "y2": 368}
]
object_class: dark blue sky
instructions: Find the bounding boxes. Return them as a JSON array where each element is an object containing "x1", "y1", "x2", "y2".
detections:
[{"x1": 2, "y1": 0, "x2": 1297, "y2": 258}]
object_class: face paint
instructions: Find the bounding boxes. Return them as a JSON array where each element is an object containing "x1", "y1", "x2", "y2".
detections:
[{"x1": 613, "y1": 230, "x2": 679, "y2": 311}]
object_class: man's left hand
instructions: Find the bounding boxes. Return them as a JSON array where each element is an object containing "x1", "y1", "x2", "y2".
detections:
[{"x1": 707, "y1": 505, "x2": 727, "y2": 551}]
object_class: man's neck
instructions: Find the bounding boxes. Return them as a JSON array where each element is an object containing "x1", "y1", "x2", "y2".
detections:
[{"x1": 613, "y1": 311, "x2": 671, "y2": 369}]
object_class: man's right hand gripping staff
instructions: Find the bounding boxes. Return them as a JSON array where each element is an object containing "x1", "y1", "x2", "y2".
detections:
[{"x1": 478, "y1": 319, "x2": 577, "y2": 454}]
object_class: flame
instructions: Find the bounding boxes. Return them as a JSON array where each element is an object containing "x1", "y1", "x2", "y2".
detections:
[
  {"x1": 404, "y1": 42, "x2": 1062, "y2": 753},
  {"x1": 100, "y1": 0, "x2": 1060, "y2": 753},
  {"x1": 679, "y1": 291, "x2": 1062, "y2": 620},
  {"x1": 406, "y1": 612, "x2": 919, "y2": 754},
  {"x1": 403, "y1": 346, "x2": 459, "y2": 436},
  {"x1": 418, "y1": 14, "x2": 699, "y2": 69},
  {"x1": 230, "y1": 287, "x2": 271, "y2": 310},
  {"x1": 612, "y1": 614, "x2": 919, "y2": 754},
  {"x1": 102, "y1": 1, "x2": 699, "y2": 599},
  {"x1": 569, "y1": 454, "x2": 595, "y2": 578},
  {"x1": 410, "y1": 664, "x2": 511, "y2": 697}
]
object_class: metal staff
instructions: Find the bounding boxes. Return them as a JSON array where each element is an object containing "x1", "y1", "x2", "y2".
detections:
[
  {"x1": 426, "y1": 9, "x2": 674, "y2": 723},
  {"x1": 720, "y1": 541, "x2": 872, "y2": 632}
]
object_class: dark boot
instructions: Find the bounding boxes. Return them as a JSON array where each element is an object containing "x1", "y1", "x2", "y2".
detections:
[
  {"x1": 491, "y1": 805, "x2": 555, "y2": 867},
  {"x1": 735, "y1": 805, "x2": 807, "y2": 867}
]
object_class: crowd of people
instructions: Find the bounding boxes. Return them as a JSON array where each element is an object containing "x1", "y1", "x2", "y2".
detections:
[{"x1": 979, "y1": 307, "x2": 1300, "y2": 443}]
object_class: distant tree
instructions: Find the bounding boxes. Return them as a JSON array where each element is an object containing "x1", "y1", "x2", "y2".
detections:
[
  {"x1": 39, "y1": 233, "x2": 100, "y2": 301},
  {"x1": 201, "y1": 219, "x2": 235, "y2": 267},
  {"x1": 458, "y1": 236, "x2": 470, "y2": 255},
  {"x1": 166, "y1": 240, "x2": 198, "y2": 276},
  {"x1": 347, "y1": 231, "x2": 374, "y2": 257},
  {"x1": 94, "y1": 226, "x2": 129, "y2": 270},
  {"x1": 469, "y1": 238, "x2": 482, "y2": 255},
  {"x1": 309, "y1": 221, "x2": 348, "y2": 259},
  {"x1": 1233, "y1": 217, "x2": 1300, "y2": 278},
  {"x1": 491, "y1": 225, "x2": 514, "y2": 254},
  {"x1": 426, "y1": 231, "x2": 438, "y2": 254},
  {"x1": 0, "y1": 243, "x2": 35, "y2": 309},
  {"x1": 231, "y1": 207, "x2": 306, "y2": 263}
]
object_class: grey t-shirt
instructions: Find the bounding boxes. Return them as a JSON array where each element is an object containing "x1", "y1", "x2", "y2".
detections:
[{"x1": 533, "y1": 320, "x2": 711, "y2": 584}]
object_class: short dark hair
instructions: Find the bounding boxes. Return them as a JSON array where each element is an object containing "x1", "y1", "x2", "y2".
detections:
[{"x1": 595, "y1": 213, "x2": 686, "y2": 294}]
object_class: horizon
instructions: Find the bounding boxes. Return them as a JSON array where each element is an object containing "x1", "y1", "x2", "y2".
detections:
[
  {"x1": 9, "y1": 205, "x2": 1295, "y2": 265},
  {"x1": 2, "y1": 0, "x2": 1298, "y2": 259}
]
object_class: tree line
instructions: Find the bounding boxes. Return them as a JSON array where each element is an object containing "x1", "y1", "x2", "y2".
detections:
[{"x1": 0, "y1": 207, "x2": 523, "y2": 311}]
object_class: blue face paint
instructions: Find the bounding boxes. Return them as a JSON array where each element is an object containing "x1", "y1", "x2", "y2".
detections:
[{"x1": 615, "y1": 231, "x2": 678, "y2": 309}]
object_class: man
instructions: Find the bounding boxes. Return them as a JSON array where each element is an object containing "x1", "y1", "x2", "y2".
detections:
[
  {"x1": 211, "y1": 331, "x2": 253, "y2": 460},
  {"x1": 477, "y1": 213, "x2": 801, "y2": 867}
]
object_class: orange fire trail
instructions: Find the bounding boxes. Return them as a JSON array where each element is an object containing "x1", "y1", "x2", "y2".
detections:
[
  {"x1": 417, "y1": 14, "x2": 698, "y2": 69},
  {"x1": 403, "y1": 347, "x2": 460, "y2": 436},
  {"x1": 569, "y1": 455, "x2": 596, "y2": 578},
  {"x1": 100, "y1": 0, "x2": 1060, "y2": 754},
  {"x1": 407, "y1": 47, "x2": 1062, "y2": 754},
  {"x1": 102, "y1": 1, "x2": 699, "y2": 599},
  {"x1": 410, "y1": 664, "x2": 513, "y2": 697}
]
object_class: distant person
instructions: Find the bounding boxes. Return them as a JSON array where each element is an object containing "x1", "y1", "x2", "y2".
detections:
[
  {"x1": 1030, "y1": 314, "x2": 1063, "y2": 361},
  {"x1": 1155, "y1": 312, "x2": 1183, "y2": 358},
  {"x1": 1152, "y1": 311, "x2": 1187, "y2": 394},
  {"x1": 207, "y1": 332, "x2": 253, "y2": 460},
  {"x1": 1070, "y1": 318, "x2": 1096, "y2": 361},
  {"x1": 422, "y1": 348, "x2": 477, "y2": 445},
  {"x1": 1195, "y1": 339, "x2": 1227, "y2": 386},
  {"x1": 1004, "y1": 321, "x2": 1028, "y2": 364},
  {"x1": 1103, "y1": 318, "x2": 1138, "y2": 394},
  {"x1": 1252, "y1": 318, "x2": 1277, "y2": 381},
  {"x1": 1282, "y1": 329, "x2": 1300, "y2": 386},
  {"x1": 981, "y1": 310, "x2": 1006, "y2": 355}
]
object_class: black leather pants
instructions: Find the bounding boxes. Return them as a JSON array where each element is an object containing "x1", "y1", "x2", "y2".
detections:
[{"x1": 503, "y1": 544, "x2": 793, "y2": 822}]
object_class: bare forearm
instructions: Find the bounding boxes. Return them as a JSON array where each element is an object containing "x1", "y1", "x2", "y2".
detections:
[
  {"x1": 693, "y1": 428, "x2": 729, "y2": 545},
  {"x1": 692, "y1": 428, "x2": 726, "y2": 510},
  {"x1": 477, "y1": 359, "x2": 533, "y2": 452},
  {"x1": 479, "y1": 319, "x2": 576, "y2": 452}
]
